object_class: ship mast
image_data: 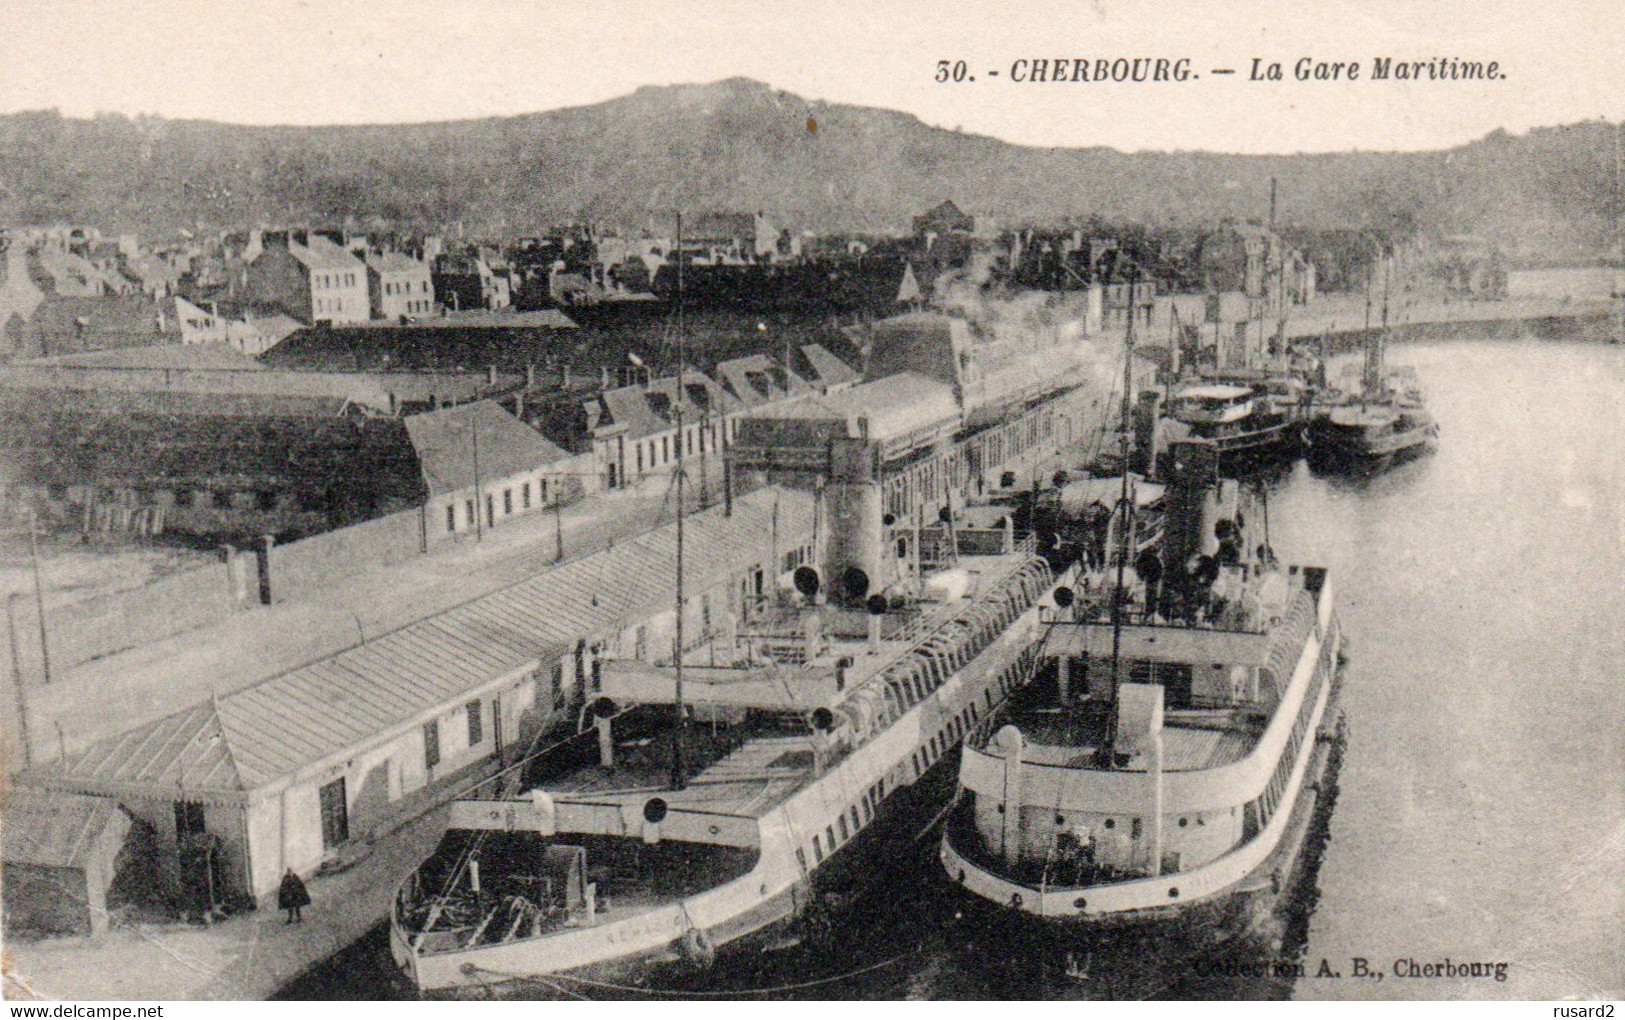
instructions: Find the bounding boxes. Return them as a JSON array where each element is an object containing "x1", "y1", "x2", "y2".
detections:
[
  {"x1": 670, "y1": 209, "x2": 688, "y2": 791},
  {"x1": 1103, "y1": 266, "x2": 1138, "y2": 763}
]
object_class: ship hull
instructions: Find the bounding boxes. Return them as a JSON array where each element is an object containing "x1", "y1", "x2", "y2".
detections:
[
  {"x1": 1310, "y1": 421, "x2": 1437, "y2": 461},
  {"x1": 940, "y1": 656, "x2": 1345, "y2": 940},
  {"x1": 1187, "y1": 417, "x2": 1306, "y2": 461},
  {"x1": 406, "y1": 739, "x2": 968, "y2": 998}
]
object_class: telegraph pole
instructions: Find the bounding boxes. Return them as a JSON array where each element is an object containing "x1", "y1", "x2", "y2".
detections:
[
  {"x1": 28, "y1": 508, "x2": 51, "y2": 685},
  {"x1": 670, "y1": 209, "x2": 687, "y2": 792},
  {"x1": 7, "y1": 593, "x2": 32, "y2": 768}
]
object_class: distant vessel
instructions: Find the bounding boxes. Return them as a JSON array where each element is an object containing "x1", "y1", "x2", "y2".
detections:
[
  {"x1": 1312, "y1": 396, "x2": 1437, "y2": 462},
  {"x1": 1166, "y1": 380, "x2": 1305, "y2": 460},
  {"x1": 1310, "y1": 247, "x2": 1438, "y2": 463},
  {"x1": 939, "y1": 438, "x2": 1347, "y2": 932}
]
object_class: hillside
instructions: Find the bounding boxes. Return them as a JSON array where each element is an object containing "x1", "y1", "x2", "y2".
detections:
[{"x1": 0, "y1": 78, "x2": 1617, "y2": 256}]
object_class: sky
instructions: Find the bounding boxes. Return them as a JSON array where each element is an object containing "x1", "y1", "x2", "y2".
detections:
[{"x1": 1, "y1": 0, "x2": 1622, "y2": 154}]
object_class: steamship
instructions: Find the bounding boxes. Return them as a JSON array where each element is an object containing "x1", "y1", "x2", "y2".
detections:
[
  {"x1": 940, "y1": 439, "x2": 1346, "y2": 932},
  {"x1": 390, "y1": 533, "x2": 1071, "y2": 992},
  {"x1": 1165, "y1": 377, "x2": 1307, "y2": 461},
  {"x1": 1311, "y1": 364, "x2": 1438, "y2": 463}
]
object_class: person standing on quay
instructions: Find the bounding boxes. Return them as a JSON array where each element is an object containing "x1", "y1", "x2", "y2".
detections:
[{"x1": 279, "y1": 868, "x2": 311, "y2": 924}]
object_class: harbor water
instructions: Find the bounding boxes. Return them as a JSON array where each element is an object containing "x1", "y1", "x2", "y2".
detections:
[{"x1": 286, "y1": 337, "x2": 1625, "y2": 1001}]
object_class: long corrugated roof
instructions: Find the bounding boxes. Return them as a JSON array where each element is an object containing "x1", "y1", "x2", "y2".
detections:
[
  {"x1": 33, "y1": 700, "x2": 246, "y2": 798},
  {"x1": 1, "y1": 787, "x2": 127, "y2": 870},
  {"x1": 32, "y1": 488, "x2": 815, "y2": 798}
]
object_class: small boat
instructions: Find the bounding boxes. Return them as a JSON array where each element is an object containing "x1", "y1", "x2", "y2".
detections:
[{"x1": 939, "y1": 437, "x2": 1347, "y2": 933}]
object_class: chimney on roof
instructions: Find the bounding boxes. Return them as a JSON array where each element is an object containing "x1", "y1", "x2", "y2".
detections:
[
  {"x1": 601, "y1": 366, "x2": 610, "y2": 389},
  {"x1": 562, "y1": 364, "x2": 571, "y2": 388},
  {"x1": 487, "y1": 364, "x2": 497, "y2": 387},
  {"x1": 526, "y1": 363, "x2": 536, "y2": 388}
]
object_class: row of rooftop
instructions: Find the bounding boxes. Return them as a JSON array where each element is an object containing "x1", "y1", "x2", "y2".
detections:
[{"x1": 1, "y1": 201, "x2": 1341, "y2": 361}]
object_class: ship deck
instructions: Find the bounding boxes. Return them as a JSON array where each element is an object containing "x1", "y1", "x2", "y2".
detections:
[
  {"x1": 538, "y1": 551, "x2": 1042, "y2": 821},
  {"x1": 996, "y1": 704, "x2": 1260, "y2": 771},
  {"x1": 548, "y1": 729, "x2": 818, "y2": 819}
]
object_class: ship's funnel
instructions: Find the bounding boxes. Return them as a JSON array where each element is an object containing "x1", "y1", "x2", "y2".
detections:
[
  {"x1": 1163, "y1": 440, "x2": 1219, "y2": 573},
  {"x1": 825, "y1": 478, "x2": 898, "y2": 607}
]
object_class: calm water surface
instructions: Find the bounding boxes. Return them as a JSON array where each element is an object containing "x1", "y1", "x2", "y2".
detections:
[{"x1": 297, "y1": 338, "x2": 1624, "y2": 1001}]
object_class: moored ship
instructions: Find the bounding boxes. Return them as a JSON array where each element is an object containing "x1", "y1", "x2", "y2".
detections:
[
  {"x1": 391, "y1": 529, "x2": 1070, "y2": 992},
  {"x1": 939, "y1": 439, "x2": 1346, "y2": 932},
  {"x1": 1166, "y1": 380, "x2": 1306, "y2": 461},
  {"x1": 1311, "y1": 399, "x2": 1438, "y2": 461}
]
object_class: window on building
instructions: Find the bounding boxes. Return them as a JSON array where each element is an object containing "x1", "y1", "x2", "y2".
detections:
[
  {"x1": 636, "y1": 445, "x2": 643, "y2": 472},
  {"x1": 424, "y1": 720, "x2": 441, "y2": 769},
  {"x1": 466, "y1": 700, "x2": 483, "y2": 746},
  {"x1": 812, "y1": 834, "x2": 824, "y2": 863},
  {"x1": 503, "y1": 488, "x2": 513, "y2": 515},
  {"x1": 826, "y1": 824, "x2": 837, "y2": 849},
  {"x1": 319, "y1": 777, "x2": 349, "y2": 849},
  {"x1": 522, "y1": 482, "x2": 532, "y2": 509},
  {"x1": 446, "y1": 504, "x2": 457, "y2": 532},
  {"x1": 838, "y1": 815, "x2": 850, "y2": 842},
  {"x1": 466, "y1": 499, "x2": 476, "y2": 527},
  {"x1": 661, "y1": 436, "x2": 669, "y2": 463}
]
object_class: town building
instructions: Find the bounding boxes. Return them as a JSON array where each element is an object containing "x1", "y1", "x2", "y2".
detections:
[
  {"x1": 685, "y1": 212, "x2": 793, "y2": 263},
  {"x1": 403, "y1": 399, "x2": 583, "y2": 541},
  {"x1": 174, "y1": 296, "x2": 302, "y2": 356},
  {"x1": 912, "y1": 199, "x2": 976, "y2": 247},
  {"x1": 242, "y1": 232, "x2": 370, "y2": 325},
  {"x1": 365, "y1": 250, "x2": 435, "y2": 320},
  {"x1": 0, "y1": 380, "x2": 424, "y2": 543},
  {"x1": 31, "y1": 245, "x2": 120, "y2": 298},
  {"x1": 11, "y1": 292, "x2": 182, "y2": 360},
  {"x1": 432, "y1": 249, "x2": 512, "y2": 312}
]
